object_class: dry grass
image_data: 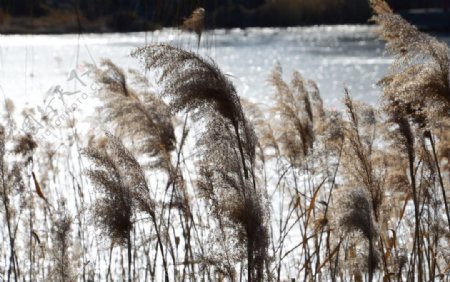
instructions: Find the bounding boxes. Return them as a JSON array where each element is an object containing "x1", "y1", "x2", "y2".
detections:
[
  {"x1": 372, "y1": 0, "x2": 450, "y2": 124},
  {"x1": 0, "y1": 1, "x2": 449, "y2": 281},
  {"x1": 90, "y1": 59, "x2": 175, "y2": 170},
  {"x1": 182, "y1": 8, "x2": 205, "y2": 47}
]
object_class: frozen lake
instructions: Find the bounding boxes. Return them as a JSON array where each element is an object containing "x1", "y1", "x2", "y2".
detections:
[{"x1": 1, "y1": 25, "x2": 449, "y2": 111}]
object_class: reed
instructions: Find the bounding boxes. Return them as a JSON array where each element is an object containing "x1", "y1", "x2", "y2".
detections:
[{"x1": 0, "y1": 1, "x2": 449, "y2": 281}]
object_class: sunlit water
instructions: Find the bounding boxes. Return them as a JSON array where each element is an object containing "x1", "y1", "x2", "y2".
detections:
[
  {"x1": 1, "y1": 25, "x2": 449, "y2": 111},
  {"x1": 1, "y1": 25, "x2": 449, "y2": 281}
]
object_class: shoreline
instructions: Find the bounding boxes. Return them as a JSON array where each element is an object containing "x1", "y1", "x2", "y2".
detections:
[
  {"x1": 1, "y1": 11, "x2": 449, "y2": 36},
  {"x1": 1, "y1": 23, "x2": 449, "y2": 36}
]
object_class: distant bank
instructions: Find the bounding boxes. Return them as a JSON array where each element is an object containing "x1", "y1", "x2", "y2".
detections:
[
  {"x1": 0, "y1": 3, "x2": 449, "y2": 35},
  {"x1": 0, "y1": 0, "x2": 369, "y2": 34},
  {"x1": 401, "y1": 9, "x2": 450, "y2": 31}
]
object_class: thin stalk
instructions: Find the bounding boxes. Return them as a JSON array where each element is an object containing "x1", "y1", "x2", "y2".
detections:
[
  {"x1": 408, "y1": 151, "x2": 423, "y2": 282},
  {"x1": 247, "y1": 237, "x2": 254, "y2": 282},
  {"x1": 106, "y1": 242, "x2": 114, "y2": 281},
  {"x1": 368, "y1": 239, "x2": 374, "y2": 282},
  {"x1": 427, "y1": 133, "x2": 450, "y2": 228},
  {"x1": 151, "y1": 214, "x2": 169, "y2": 282},
  {"x1": 127, "y1": 229, "x2": 132, "y2": 282},
  {"x1": 233, "y1": 121, "x2": 249, "y2": 180}
]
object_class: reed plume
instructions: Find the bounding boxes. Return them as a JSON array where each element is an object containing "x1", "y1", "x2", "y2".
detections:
[
  {"x1": 133, "y1": 44, "x2": 268, "y2": 281},
  {"x1": 336, "y1": 188, "x2": 377, "y2": 245},
  {"x1": 182, "y1": 7, "x2": 205, "y2": 48},
  {"x1": 269, "y1": 64, "x2": 324, "y2": 167},
  {"x1": 91, "y1": 59, "x2": 175, "y2": 170},
  {"x1": 132, "y1": 44, "x2": 244, "y2": 123},
  {"x1": 242, "y1": 99, "x2": 280, "y2": 161},
  {"x1": 84, "y1": 134, "x2": 139, "y2": 282},
  {"x1": 13, "y1": 134, "x2": 37, "y2": 157},
  {"x1": 84, "y1": 133, "x2": 169, "y2": 281},
  {"x1": 84, "y1": 137, "x2": 134, "y2": 247},
  {"x1": 333, "y1": 91, "x2": 393, "y2": 281},
  {"x1": 387, "y1": 111, "x2": 427, "y2": 281},
  {"x1": 322, "y1": 110, "x2": 345, "y2": 148},
  {"x1": 334, "y1": 187, "x2": 379, "y2": 282},
  {"x1": 48, "y1": 201, "x2": 74, "y2": 282},
  {"x1": 132, "y1": 44, "x2": 255, "y2": 178},
  {"x1": 91, "y1": 59, "x2": 194, "y2": 281},
  {"x1": 342, "y1": 91, "x2": 383, "y2": 219},
  {"x1": 197, "y1": 113, "x2": 268, "y2": 281},
  {"x1": 372, "y1": 0, "x2": 450, "y2": 123}
]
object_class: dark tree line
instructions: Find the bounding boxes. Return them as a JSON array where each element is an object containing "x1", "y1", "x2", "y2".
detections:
[{"x1": 0, "y1": 0, "x2": 446, "y2": 30}]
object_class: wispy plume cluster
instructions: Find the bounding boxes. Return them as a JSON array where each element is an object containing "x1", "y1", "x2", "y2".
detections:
[
  {"x1": 91, "y1": 59, "x2": 175, "y2": 169},
  {"x1": 84, "y1": 133, "x2": 169, "y2": 281},
  {"x1": 334, "y1": 187, "x2": 379, "y2": 281},
  {"x1": 372, "y1": 0, "x2": 450, "y2": 123},
  {"x1": 84, "y1": 135, "x2": 136, "y2": 245},
  {"x1": 182, "y1": 7, "x2": 205, "y2": 47},
  {"x1": 133, "y1": 44, "x2": 268, "y2": 281},
  {"x1": 270, "y1": 64, "x2": 324, "y2": 166},
  {"x1": 48, "y1": 201, "x2": 75, "y2": 282},
  {"x1": 132, "y1": 44, "x2": 256, "y2": 177},
  {"x1": 342, "y1": 91, "x2": 383, "y2": 219}
]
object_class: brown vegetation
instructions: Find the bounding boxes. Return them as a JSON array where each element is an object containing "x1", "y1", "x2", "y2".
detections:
[{"x1": 0, "y1": 1, "x2": 449, "y2": 281}]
